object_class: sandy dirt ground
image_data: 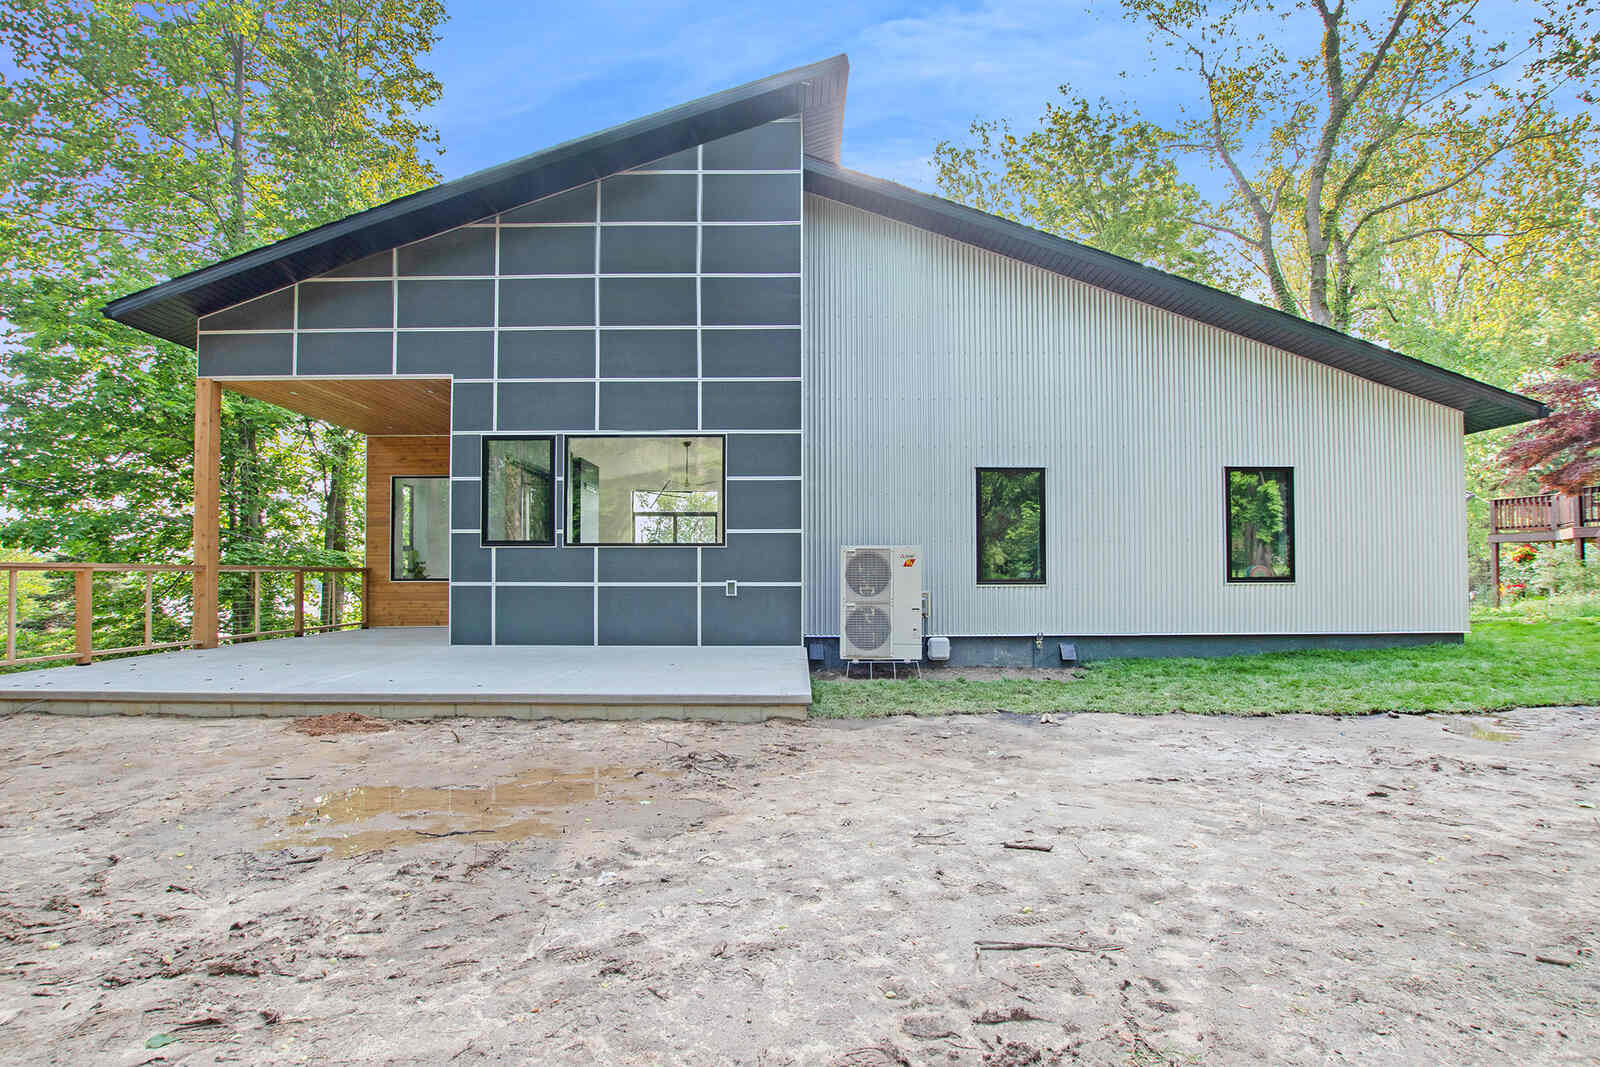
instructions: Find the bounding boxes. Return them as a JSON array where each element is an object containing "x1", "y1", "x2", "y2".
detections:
[{"x1": 1, "y1": 707, "x2": 1597, "y2": 1065}]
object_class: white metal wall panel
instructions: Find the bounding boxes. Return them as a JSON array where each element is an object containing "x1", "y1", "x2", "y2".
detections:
[{"x1": 803, "y1": 195, "x2": 1468, "y2": 637}]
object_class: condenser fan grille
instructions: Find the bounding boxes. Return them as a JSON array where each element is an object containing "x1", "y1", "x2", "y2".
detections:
[
  {"x1": 844, "y1": 551, "x2": 891, "y2": 598},
  {"x1": 845, "y1": 605, "x2": 891, "y2": 652}
]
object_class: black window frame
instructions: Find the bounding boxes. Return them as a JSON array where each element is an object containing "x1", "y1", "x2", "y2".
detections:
[
  {"x1": 1224, "y1": 466, "x2": 1296, "y2": 584},
  {"x1": 389, "y1": 474, "x2": 450, "y2": 582},
  {"x1": 480, "y1": 434, "x2": 557, "y2": 548},
  {"x1": 563, "y1": 433, "x2": 728, "y2": 548},
  {"x1": 975, "y1": 466, "x2": 1047, "y2": 586}
]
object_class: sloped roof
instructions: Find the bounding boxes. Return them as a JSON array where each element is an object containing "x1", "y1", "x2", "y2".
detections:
[
  {"x1": 103, "y1": 52, "x2": 1542, "y2": 433},
  {"x1": 104, "y1": 55, "x2": 849, "y2": 348},
  {"x1": 804, "y1": 159, "x2": 1544, "y2": 433}
]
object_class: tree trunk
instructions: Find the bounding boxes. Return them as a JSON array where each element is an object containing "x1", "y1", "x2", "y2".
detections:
[
  {"x1": 321, "y1": 430, "x2": 356, "y2": 626},
  {"x1": 228, "y1": 32, "x2": 247, "y2": 248}
]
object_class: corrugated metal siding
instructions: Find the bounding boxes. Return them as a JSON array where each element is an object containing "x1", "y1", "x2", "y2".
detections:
[{"x1": 803, "y1": 195, "x2": 1468, "y2": 637}]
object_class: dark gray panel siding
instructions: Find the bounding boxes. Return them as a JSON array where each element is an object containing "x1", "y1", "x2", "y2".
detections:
[
  {"x1": 599, "y1": 277, "x2": 696, "y2": 326},
  {"x1": 601, "y1": 227, "x2": 696, "y2": 274},
  {"x1": 496, "y1": 586, "x2": 594, "y2": 645},
  {"x1": 501, "y1": 278, "x2": 595, "y2": 327},
  {"x1": 701, "y1": 586, "x2": 801, "y2": 645},
  {"x1": 496, "y1": 547, "x2": 594, "y2": 582},
  {"x1": 703, "y1": 122, "x2": 802, "y2": 170},
  {"x1": 728, "y1": 480, "x2": 801, "y2": 529},
  {"x1": 598, "y1": 548, "x2": 698, "y2": 581},
  {"x1": 631, "y1": 146, "x2": 698, "y2": 171},
  {"x1": 600, "y1": 174, "x2": 697, "y2": 222},
  {"x1": 500, "y1": 226, "x2": 595, "y2": 276},
  {"x1": 198, "y1": 288, "x2": 293, "y2": 332},
  {"x1": 295, "y1": 332, "x2": 392, "y2": 376},
  {"x1": 702, "y1": 381, "x2": 801, "y2": 429},
  {"x1": 398, "y1": 228, "x2": 494, "y2": 276},
  {"x1": 397, "y1": 331, "x2": 493, "y2": 378},
  {"x1": 598, "y1": 586, "x2": 698, "y2": 645},
  {"x1": 498, "y1": 382, "x2": 597, "y2": 430},
  {"x1": 702, "y1": 174, "x2": 803, "y2": 222},
  {"x1": 599, "y1": 380, "x2": 696, "y2": 429},
  {"x1": 702, "y1": 533, "x2": 801, "y2": 581},
  {"x1": 197, "y1": 333, "x2": 293, "y2": 377},
  {"x1": 451, "y1": 433, "x2": 482, "y2": 477},
  {"x1": 199, "y1": 118, "x2": 805, "y2": 647},
  {"x1": 297, "y1": 280, "x2": 391, "y2": 329},
  {"x1": 701, "y1": 329, "x2": 801, "y2": 377},
  {"x1": 701, "y1": 226, "x2": 801, "y2": 274},
  {"x1": 702, "y1": 277, "x2": 800, "y2": 325},
  {"x1": 451, "y1": 383, "x2": 494, "y2": 431},
  {"x1": 726, "y1": 433, "x2": 802, "y2": 476},
  {"x1": 450, "y1": 585, "x2": 492, "y2": 645},
  {"x1": 397, "y1": 280, "x2": 494, "y2": 329},
  {"x1": 450, "y1": 479, "x2": 481, "y2": 530},
  {"x1": 451, "y1": 534, "x2": 493, "y2": 582},
  {"x1": 499, "y1": 331, "x2": 594, "y2": 378},
  {"x1": 599, "y1": 330, "x2": 697, "y2": 378},
  {"x1": 321, "y1": 250, "x2": 393, "y2": 278},
  {"x1": 501, "y1": 183, "x2": 596, "y2": 223}
]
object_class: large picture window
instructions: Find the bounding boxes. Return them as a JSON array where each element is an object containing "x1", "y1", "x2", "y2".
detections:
[
  {"x1": 391, "y1": 476, "x2": 449, "y2": 581},
  {"x1": 482, "y1": 436, "x2": 555, "y2": 546},
  {"x1": 567, "y1": 436, "x2": 724, "y2": 546},
  {"x1": 976, "y1": 467, "x2": 1045, "y2": 584},
  {"x1": 1226, "y1": 467, "x2": 1295, "y2": 582}
]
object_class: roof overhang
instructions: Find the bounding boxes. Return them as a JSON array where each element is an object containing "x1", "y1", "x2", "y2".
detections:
[
  {"x1": 104, "y1": 55, "x2": 849, "y2": 349},
  {"x1": 803, "y1": 158, "x2": 1547, "y2": 434}
]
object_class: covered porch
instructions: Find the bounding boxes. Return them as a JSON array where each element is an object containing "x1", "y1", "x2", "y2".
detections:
[
  {"x1": 0, "y1": 626, "x2": 809, "y2": 721},
  {"x1": 2, "y1": 376, "x2": 809, "y2": 720}
]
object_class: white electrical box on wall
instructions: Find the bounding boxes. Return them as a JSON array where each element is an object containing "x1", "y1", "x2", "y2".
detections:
[{"x1": 839, "y1": 545, "x2": 924, "y2": 661}]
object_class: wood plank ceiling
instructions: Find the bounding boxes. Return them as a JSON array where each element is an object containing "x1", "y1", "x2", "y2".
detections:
[{"x1": 218, "y1": 378, "x2": 451, "y2": 436}]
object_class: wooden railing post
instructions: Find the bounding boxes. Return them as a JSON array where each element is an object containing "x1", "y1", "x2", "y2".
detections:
[
  {"x1": 293, "y1": 570, "x2": 305, "y2": 636},
  {"x1": 193, "y1": 378, "x2": 221, "y2": 649},
  {"x1": 5, "y1": 567, "x2": 16, "y2": 663},
  {"x1": 73, "y1": 568, "x2": 94, "y2": 665}
]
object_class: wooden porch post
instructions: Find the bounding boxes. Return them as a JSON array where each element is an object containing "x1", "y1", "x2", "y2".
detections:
[
  {"x1": 193, "y1": 378, "x2": 221, "y2": 649},
  {"x1": 1490, "y1": 542, "x2": 1501, "y2": 608},
  {"x1": 73, "y1": 567, "x2": 94, "y2": 665}
]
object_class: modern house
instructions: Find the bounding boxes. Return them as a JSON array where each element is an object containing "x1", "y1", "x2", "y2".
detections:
[{"x1": 96, "y1": 53, "x2": 1546, "y2": 668}]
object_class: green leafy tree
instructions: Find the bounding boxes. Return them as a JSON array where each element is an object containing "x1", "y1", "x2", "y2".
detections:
[
  {"x1": 0, "y1": 0, "x2": 443, "y2": 644},
  {"x1": 936, "y1": 0, "x2": 1600, "y2": 597},
  {"x1": 934, "y1": 98, "x2": 1222, "y2": 279}
]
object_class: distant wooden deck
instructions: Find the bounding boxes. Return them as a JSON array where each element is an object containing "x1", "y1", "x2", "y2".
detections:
[
  {"x1": 0, "y1": 627, "x2": 810, "y2": 722},
  {"x1": 1489, "y1": 486, "x2": 1599, "y2": 545}
]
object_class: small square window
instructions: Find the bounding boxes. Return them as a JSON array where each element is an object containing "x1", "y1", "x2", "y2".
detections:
[
  {"x1": 976, "y1": 468, "x2": 1045, "y2": 584},
  {"x1": 1225, "y1": 467, "x2": 1295, "y2": 582},
  {"x1": 481, "y1": 436, "x2": 555, "y2": 547}
]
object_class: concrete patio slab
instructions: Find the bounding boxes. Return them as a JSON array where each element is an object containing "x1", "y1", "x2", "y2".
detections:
[{"x1": 0, "y1": 628, "x2": 810, "y2": 720}]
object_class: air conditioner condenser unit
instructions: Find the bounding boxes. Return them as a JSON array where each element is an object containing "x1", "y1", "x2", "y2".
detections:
[{"x1": 839, "y1": 545, "x2": 923, "y2": 662}]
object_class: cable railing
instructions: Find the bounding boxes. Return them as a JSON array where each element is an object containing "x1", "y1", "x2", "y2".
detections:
[{"x1": 2, "y1": 563, "x2": 366, "y2": 670}]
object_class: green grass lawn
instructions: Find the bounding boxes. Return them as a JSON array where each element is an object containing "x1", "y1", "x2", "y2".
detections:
[{"x1": 809, "y1": 617, "x2": 1600, "y2": 718}]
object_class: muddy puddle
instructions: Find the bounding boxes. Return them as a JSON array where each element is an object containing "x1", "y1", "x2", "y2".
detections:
[{"x1": 266, "y1": 764, "x2": 659, "y2": 856}]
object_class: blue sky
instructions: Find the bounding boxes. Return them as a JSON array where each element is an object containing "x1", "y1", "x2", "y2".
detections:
[
  {"x1": 422, "y1": 0, "x2": 1184, "y2": 192},
  {"x1": 420, "y1": 0, "x2": 1549, "y2": 198}
]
